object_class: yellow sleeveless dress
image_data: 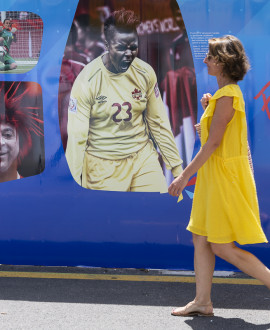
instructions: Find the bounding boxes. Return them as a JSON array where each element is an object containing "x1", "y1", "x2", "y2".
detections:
[{"x1": 187, "y1": 84, "x2": 268, "y2": 244}]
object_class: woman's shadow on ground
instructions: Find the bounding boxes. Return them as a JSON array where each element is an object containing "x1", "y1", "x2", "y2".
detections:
[{"x1": 185, "y1": 316, "x2": 270, "y2": 330}]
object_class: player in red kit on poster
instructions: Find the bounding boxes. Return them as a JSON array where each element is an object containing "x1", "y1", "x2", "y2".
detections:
[{"x1": 161, "y1": 0, "x2": 197, "y2": 176}]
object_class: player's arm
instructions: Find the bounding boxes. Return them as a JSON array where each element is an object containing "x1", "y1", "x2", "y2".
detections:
[
  {"x1": 145, "y1": 67, "x2": 183, "y2": 178},
  {"x1": 65, "y1": 72, "x2": 91, "y2": 185}
]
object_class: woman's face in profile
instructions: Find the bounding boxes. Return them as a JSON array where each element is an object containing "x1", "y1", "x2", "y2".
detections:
[{"x1": 0, "y1": 123, "x2": 19, "y2": 173}]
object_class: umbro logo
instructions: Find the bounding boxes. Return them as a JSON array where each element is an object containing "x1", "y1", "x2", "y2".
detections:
[{"x1": 96, "y1": 95, "x2": 107, "y2": 104}]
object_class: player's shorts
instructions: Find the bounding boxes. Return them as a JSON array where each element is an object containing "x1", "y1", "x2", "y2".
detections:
[
  {"x1": 4, "y1": 53, "x2": 15, "y2": 64},
  {"x1": 82, "y1": 140, "x2": 168, "y2": 193}
]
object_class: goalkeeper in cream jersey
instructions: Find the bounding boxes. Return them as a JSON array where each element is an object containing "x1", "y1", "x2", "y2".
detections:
[{"x1": 66, "y1": 8, "x2": 183, "y2": 192}]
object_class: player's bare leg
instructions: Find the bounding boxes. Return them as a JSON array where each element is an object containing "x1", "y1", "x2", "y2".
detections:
[
  {"x1": 0, "y1": 62, "x2": 17, "y2": 71},
  {"x1": 211, "y1": 242, "x2": 270, "y2": 289},
  {"x1": 171, "y1": 234, "x2": 215, "y2": 316},
  {"x1": 9, "y1": 62, "x2": 17, "y2": 69}
]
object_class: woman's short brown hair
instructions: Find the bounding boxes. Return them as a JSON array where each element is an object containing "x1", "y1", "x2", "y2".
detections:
[{"x1": 208, "y1": 35, "x2": 250, "y2": 81}]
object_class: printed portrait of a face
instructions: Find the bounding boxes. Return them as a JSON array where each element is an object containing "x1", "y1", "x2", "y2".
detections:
[
  {"x1": 0, "y1": 122, "x2": 20, "y2": 178},
  {"x1": 0, "y1": 81, "x2": 44, "y2": 183}
]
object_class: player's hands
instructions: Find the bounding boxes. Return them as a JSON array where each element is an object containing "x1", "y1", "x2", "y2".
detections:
[
  {"x1": 11, "y1": 23, "x2": 18, "y2": 33},
  {"x1": 168, "y1": 173, "x2": 189, "y2": 197},
  {"x1": 201, "y1": 93, "x2": 212, "y2": 110}
]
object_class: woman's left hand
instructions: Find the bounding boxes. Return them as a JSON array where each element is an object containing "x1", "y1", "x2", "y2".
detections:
[{"x1": 168, "y1": 174, "x2": 189, "y2": 197}]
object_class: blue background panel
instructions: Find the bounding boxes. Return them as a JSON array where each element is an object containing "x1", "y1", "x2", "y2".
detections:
[{"x1": 0, "y1": 0, "x2": 269, "y2": 270}]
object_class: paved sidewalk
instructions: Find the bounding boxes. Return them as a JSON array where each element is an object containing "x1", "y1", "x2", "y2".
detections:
[{"x1": 0, "y1": 265, "x2": 269, "y2": 329}]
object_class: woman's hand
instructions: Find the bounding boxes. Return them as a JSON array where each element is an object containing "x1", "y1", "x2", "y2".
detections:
[
  {"x1": 200, "y1": 93, "x2": 212, "y2": 110},
  {"x1": 168, "y1": 173, "x2": 189, "y2": 197}
]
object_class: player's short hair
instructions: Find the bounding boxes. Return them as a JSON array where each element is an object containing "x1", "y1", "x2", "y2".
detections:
[
  {"x1": 0, "y1": 82, "x2": 43, "y2": 165},
  {"x1": 104, "y1": 8, "x2": 140, "y2": 41},
  {"x1": 208, "y1": 35, "x2": 250, "y2": 82},
  {"x1": 3, "y1": 19, "x2": 11, "y2": 23}
]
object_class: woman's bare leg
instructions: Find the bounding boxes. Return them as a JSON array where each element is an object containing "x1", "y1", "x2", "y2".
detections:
[
  {"x1": 172, "y1": 234, "x2": 215, "y2": 316},
  {"x1": 193, "y1": 234, "x2": 216, "y2": 304},
  {"x1": 211, "y1": 242, "x2": 270, "y2": 289}
]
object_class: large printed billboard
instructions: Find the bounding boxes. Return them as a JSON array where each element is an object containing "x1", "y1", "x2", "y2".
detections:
[{"x1": 0, "y1": 0, "x2": 269, "y2": 270}]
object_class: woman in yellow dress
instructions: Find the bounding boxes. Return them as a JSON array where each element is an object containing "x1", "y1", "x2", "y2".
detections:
[{"x1": 168, "y1": 35, "x2": 269, "y2": 317}]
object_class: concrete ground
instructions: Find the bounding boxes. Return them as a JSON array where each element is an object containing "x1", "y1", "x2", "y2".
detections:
[{"x1": 0, "y1": 265, "x2": 269, "y2": 330}]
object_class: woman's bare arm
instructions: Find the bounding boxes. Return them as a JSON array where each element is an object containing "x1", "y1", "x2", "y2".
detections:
[{"x1": 168, "y1": 96, "x2": 235, "y2": 197}]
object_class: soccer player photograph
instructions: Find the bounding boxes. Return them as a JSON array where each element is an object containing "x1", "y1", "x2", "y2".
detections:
[
  {"x1": 0, "y1": 19, "x2": 18, "y2": 71},
  {"x1": 66, "y1": 8, "x2": 183, "y2": 192},
  {"x1": 0, "y1": 81, "x2": 44, "y2": 183}
]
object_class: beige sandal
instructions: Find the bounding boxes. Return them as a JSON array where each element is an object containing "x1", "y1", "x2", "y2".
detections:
[{"x1": 171, "y1": 301, "x2": 214, "y2": 317}]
